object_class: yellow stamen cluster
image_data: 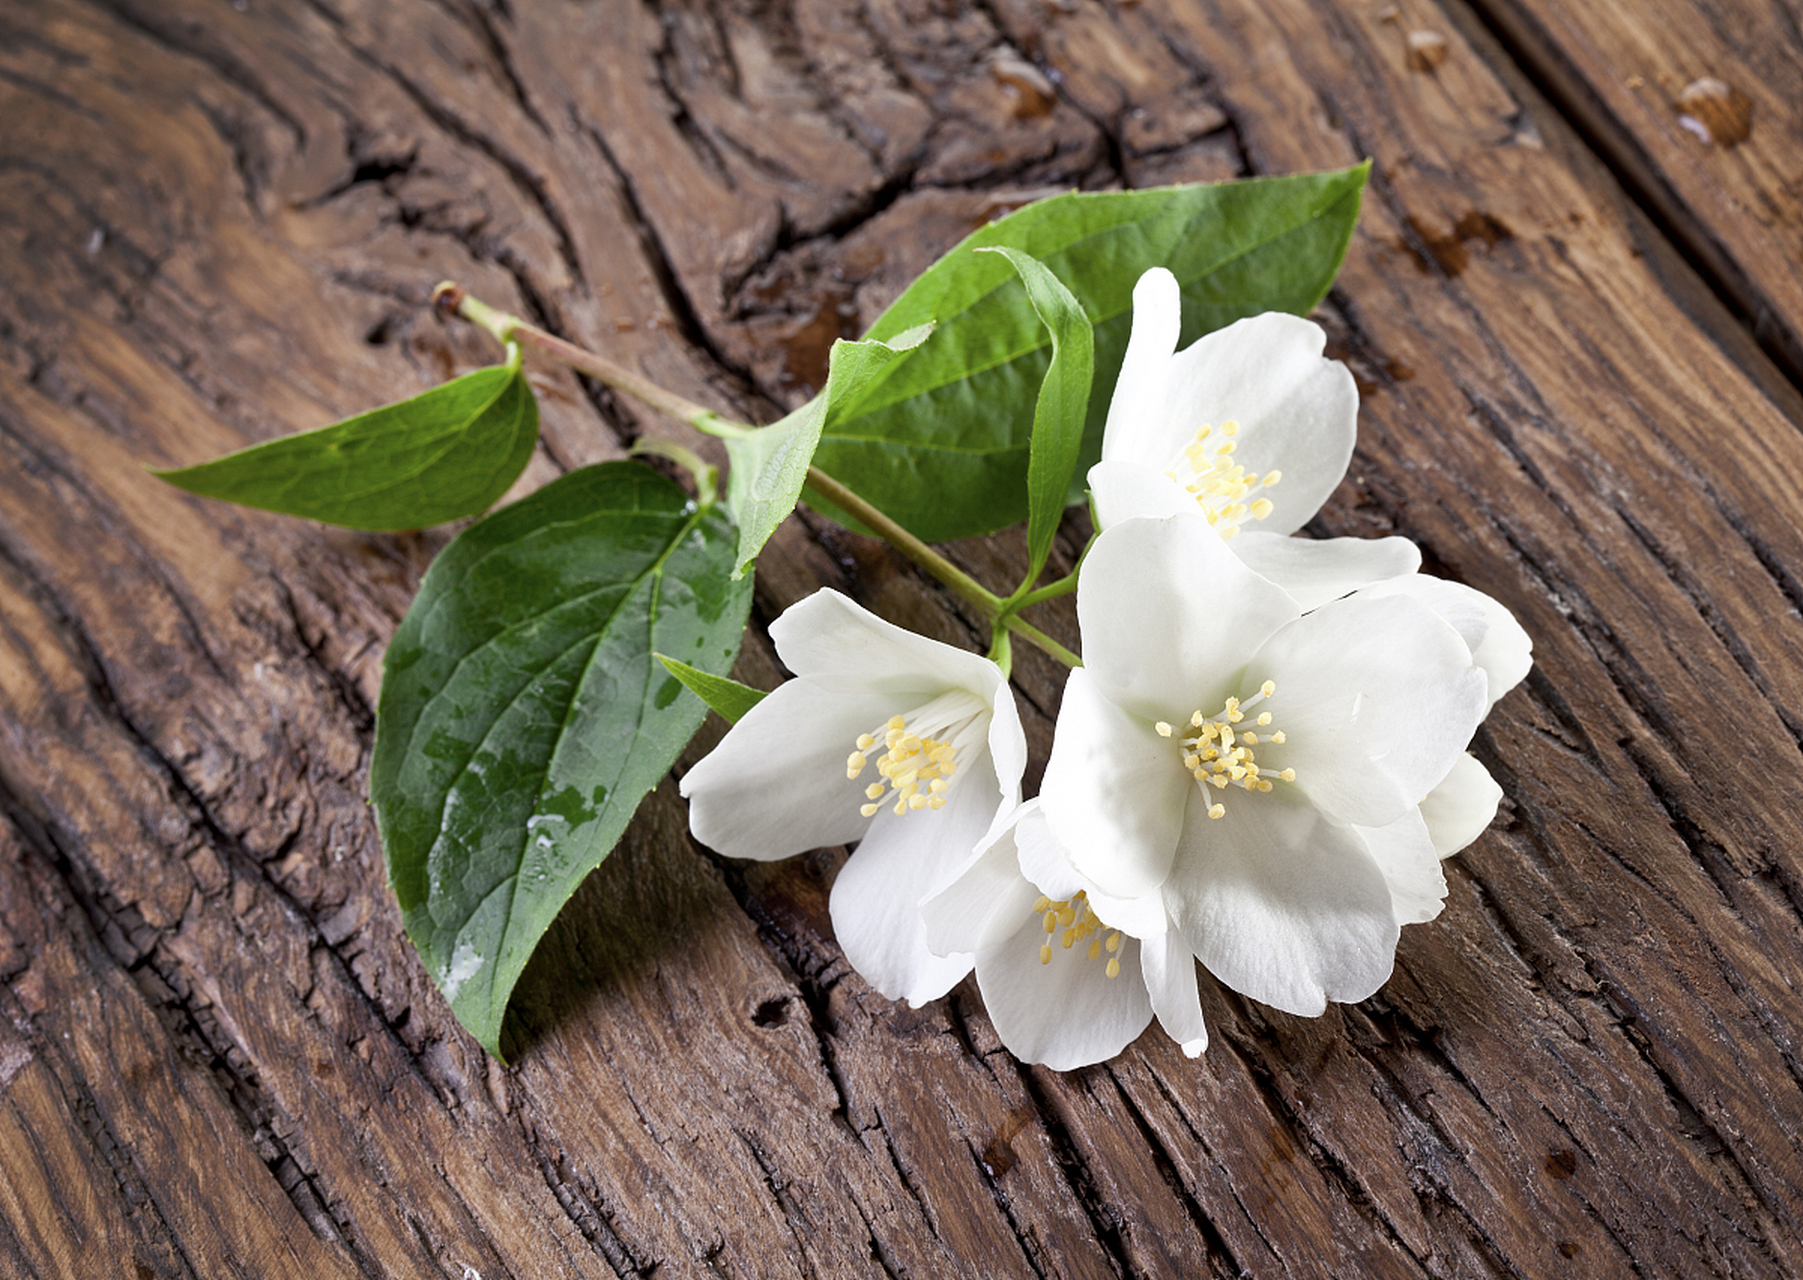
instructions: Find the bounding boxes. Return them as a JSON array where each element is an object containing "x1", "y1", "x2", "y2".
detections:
[
  {"x1": 1153, "y1": 679, "x2": 1295, "y2": 820},
  {"x1": 1030, "y1": 891, "x2": 1123, "y2": 978},
  {"x1": 1162, "y1": 420, "x2": 1280, "y2": 540},
  {"x1": 847, "y1": 714, "x2": 957, "y2": 818}
]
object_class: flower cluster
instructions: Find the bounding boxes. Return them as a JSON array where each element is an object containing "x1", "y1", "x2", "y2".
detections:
[{"x1": 682, "y1": 268, "x2": 1528, "y2": 1068}]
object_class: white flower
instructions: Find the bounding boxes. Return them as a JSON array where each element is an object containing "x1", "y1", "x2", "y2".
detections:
[
  {"x1": 922, "y1": 799, "x2": 1208, "y2": 1069},
  {"x1": 1344, "y1": 571, "x2": 1531, "y2": 907},
  {"x1": 1041, "y1": 513, "x2": 1516, "y2": 1017},
  {"x1": 680, "y1": 589, "x2": 1026, "y2": 1005},
  {"x1": 1352, "y1": 573, "x2": 1533, "y2": 715},
  {"x1": 1090, "y1": 268, "x2": 1418, "y2": 609}
]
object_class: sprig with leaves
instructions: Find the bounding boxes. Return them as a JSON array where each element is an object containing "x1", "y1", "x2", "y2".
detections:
[{"x1": 155, "y1": 167, "x2": 1369, "y2": 1057}]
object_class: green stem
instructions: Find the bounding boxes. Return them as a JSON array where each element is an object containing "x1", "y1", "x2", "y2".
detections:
[
  {"x1": 432, "y1": 282, "x2": 749, "y2": 438},
  {"x1": 985, "y1": 628, "x2": 1013, "y2": 679},
  {"x1": 808, "y1": 469, "x2": 1079, "y2": 666},
  {"x1": 433, "y1": 282, "x2": 1080, "y2": 668},
  {"x1": 799, "y1": 468, "x2": 1003, "y2": 618},
  {"x1": 1005, "y1": 569, "x2": 1081, "y2": 612},
  {"x1": 629, "y1": 436, "x2": 719, "y2": 504},
  {"x1": 1001, "y1": 615, "x2": 1081, "y2": 668}
]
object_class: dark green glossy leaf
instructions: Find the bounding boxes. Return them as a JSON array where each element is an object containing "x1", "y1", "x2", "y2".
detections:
[
  {"x1": 371, "y1": 461, "x2": 753, "y2": 1057},
  {"x1": 977, "y1": 247, "x2": 1094, "y2": 595},
  {"x1": 722, "y1": 323, "x2": 932, "y2": 576},
  {"x1": 654, "y1": 654, "x2": 765, "y2": 723},
  {"x1": 154, "y1": 351, "x2": 538, "y2": 531},
  {"x1": 808, "y1": 166, "x2": 1368, "y2": 542}
]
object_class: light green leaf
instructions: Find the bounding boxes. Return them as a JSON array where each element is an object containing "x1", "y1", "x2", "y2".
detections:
[
  {"x1": 723, "y1": 323, "x2": 932, "y2": 575},
  {"x1": 976, "y1": 247, "x2": 1094, "y2": 595},
  {"x1": 808, "y1": 166, "x2": 1368, "y2": 542},
  {"x1": 655, "y1": 654, "x2": 766, "y2": 723},
  {"x1": 154, "y1": 348, "x2": 538, "y2": 531},
  {"x1": 371, "y1": 461, "x2": 753, "y2": 1057}
]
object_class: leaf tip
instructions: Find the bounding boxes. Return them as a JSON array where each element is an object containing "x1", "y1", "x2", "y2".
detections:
[{"x1": 146, "y1": 460, "x2": 208, "y2": 495}]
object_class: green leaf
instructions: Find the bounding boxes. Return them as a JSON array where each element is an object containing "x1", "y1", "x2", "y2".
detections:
[
  {"x1": 976, "y1": 247, "x2": 1094, "y2": 595},
  {"x1": 154, "y1": 348, "x2": 538, "y2": 531},
  {"x1": 722, "y1": 323, "x2": 932, "y2": 576},
  {"x1": 371, "y1": 460, "x2": 753, "y2": 1057},
  {"x1": 808, "y1": 166, "x2": 1368, "y2": 543},
  {"x1": 654, "y1": 654, "x2": 765, "y2": 723}
]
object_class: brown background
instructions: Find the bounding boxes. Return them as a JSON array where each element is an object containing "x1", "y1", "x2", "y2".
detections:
[{"x1": 4, "y1": 0, "x2": 1803, "y2": 1276}]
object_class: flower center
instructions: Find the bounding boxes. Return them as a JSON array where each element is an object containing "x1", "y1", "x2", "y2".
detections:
[
  {"x1": 845, "y1": 689, "x2": 986, "y2": 819},
  {"x1": 1030, "y1": 890, "x2": 1123, "y2": 978},
  {"x1": 1155, "y1": 679, "x2": 1295, "y2": 820},
  {"x1": 1161, "y1": 420, "x2": 1280, "y2": 540}
]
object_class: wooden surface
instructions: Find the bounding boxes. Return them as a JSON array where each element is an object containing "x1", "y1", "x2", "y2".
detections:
[{"x1": 3, "y1": 0, "x2": 1802, "y2": 1275}]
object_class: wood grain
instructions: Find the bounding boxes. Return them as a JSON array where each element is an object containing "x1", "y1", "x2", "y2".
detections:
[
  {"x1": 1465, "y1": 0, "x2": 1803, "y2": 379},
  {"x1": 3, "y1": 0, "x2": 1801, "y2": 1276}
]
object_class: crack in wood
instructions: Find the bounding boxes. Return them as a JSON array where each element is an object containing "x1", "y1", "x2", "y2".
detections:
[
  {"x1": 424, "y1": 0, "x2": 552, "y2": 138},
  {"x1": 847, "y1": 1197, "x2": 906, "y2": 1280},
  {"x1": 1102, "y1": 1064, "x2": 1242, "y2": 1278},
  {"x1": 1609, "y1": 497, "x2": 1803, "y2": 746},
  {"x1": 0, "y1": 524, "x2": 577, "y2": 1277},
  {"x1": 314, "y1": 18, "x2": 585, "y2": 303},
  {"x1": 867, "y1": 1103, "x2": 940, "y2": 1244},
  {"x1": 1211, "y1": 1016, "x2": 1439, "y2": 1277},
  {"x1": 733, "y1": 1127, "x2": 824, "y2": 1280},
  {"x1": 997, "y1": 1068, "x2": 1136, "y2": 1279},
  {"x1": 1455, "y1": 0, "x2": 1803, "y2": 398},
  {"x1": 518, "y1": 1130, "x2": 655, "y2": 1279},
  {"x1": 1572, "y1": 946, "x2": 1792, "y2": 1271},
  {"x1": 0, "y1": 803, "x2": 371, "y2": 1275},
  {"x1": 578, "y1": 116, "x2": 772, "y2": 425},
  {"x1": 78, "y1": 0, "x2": 307, "y2": 143},
  {"x1": 706, "y1": 855, "x2": 862, "y2": 1139}
]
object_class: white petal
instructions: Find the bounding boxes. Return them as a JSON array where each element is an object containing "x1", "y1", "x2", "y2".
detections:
[
  {"x1": 1252, "y1": 593, "x2": 1488, "y2": 827},
  {"x1": 1087, "y1": 460, "x2": 1197, "y2": 530},
  {"x1": 1040, "y1": 669, "x2": 1190, "y2": 900},
  {"x1": 681, "y1": 682, "x2": 897, "y2": 859},
  {"x1": 1013, "y1": 801, "x2": 1169, "y2": 938},
  {"x1": 1354, "y1": 807, "x2": 1447, "y2": 925},
  {"x1": 984, "y1": 683, "x2": 1029, "y2": 818},
  {"x1": 1152, "y1": 313, "x2": 1357, "y2": 535},
  {"x1": 921, "y1": 815, "x2": 1041, "y2": 957},
  {"x1": 1231, "y1": 532, "x2": 1421, "y2": 611},
  {"x1": 829, "y1": 747, "x2": 1000, "y2": 1005},
  {"x1": 974, "y1": 918, "x2": 1153, "y2": 1070},
  {"x1": 1165, "y1": 787, "x2": 1398, "y2": 1015},
  {"x1": 771, "y1": 589, "x2": 1006, "y2": 701},
  {"x1": 1009, "y1": 800, "x2": 1086, "y2": 899},
  {"x1": 1419, "y1": 753, "x2": 1504, "y2": 856},
  {"x1": 1100, "y1": 267, "x2": 1185, "y2": 467},
  {"x1": 1141, "y1": 928, "x2": 1208, "y2": 1056},
  {"x1": 1078, "y1": 514, "x2": 1298, "y2": 724},
  {"x1": 1355, "y1": 576, "x2": 1532, "y2": 710},
  {"x1": 1469, "y1": 615, "x2": 1531, "y2": 710}
]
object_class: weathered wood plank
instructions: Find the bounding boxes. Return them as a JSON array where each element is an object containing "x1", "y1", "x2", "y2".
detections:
[
  {"x1": 0, "y1": 826, "x2": 364, "y2": 1280},
  {"x1": 0, "y1": 3, "x2": 1126, "y2": 1275},
  {"x1": 4, "y1": 0, "x2": 1803, "y2": 1276},
  {"x1": 1466, "y1": 0, "x2": 1803, "y2": 378},
  {"x1": 1133, "y1": 0, "x2": 1803, "y2": 1270}
]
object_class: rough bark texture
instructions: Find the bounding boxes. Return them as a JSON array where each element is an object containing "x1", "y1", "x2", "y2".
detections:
[{"x1": 3, "y1": 0, "x2": 1802, "y2": 1276}]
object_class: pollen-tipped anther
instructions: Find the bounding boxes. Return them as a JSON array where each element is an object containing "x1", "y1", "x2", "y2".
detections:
[{"x1": 1167, "y1": 679, "x2": 1294, "y2": 819}]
